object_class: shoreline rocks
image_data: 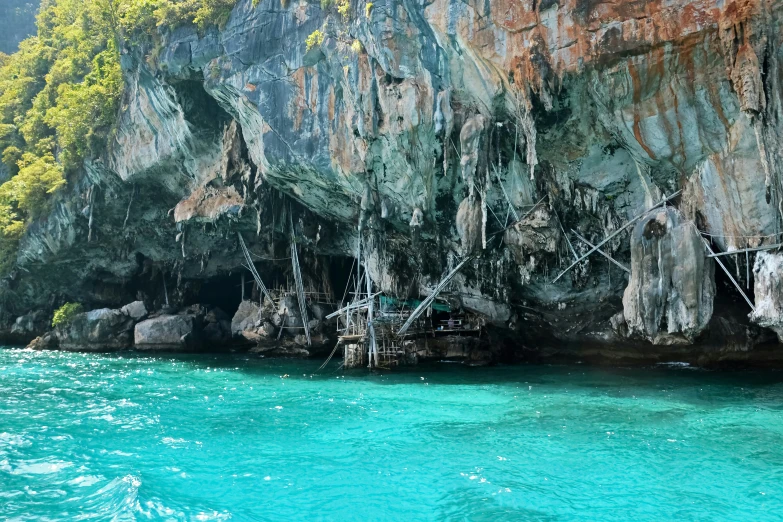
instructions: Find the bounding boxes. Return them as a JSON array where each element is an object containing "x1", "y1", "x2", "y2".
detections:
[
  {"x1": 134, "y1": 314, "x2": 200, "y2": 351},
  {"x1": 56, "y1": 308, "x2": 136, "y2": 351}
]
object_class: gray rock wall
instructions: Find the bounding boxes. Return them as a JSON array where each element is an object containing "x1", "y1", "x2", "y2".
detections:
[{"x1": 3, "y1": 0, "x2": 783, "y2": 363}]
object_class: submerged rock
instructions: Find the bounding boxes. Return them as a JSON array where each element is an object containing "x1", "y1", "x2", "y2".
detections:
[{"x1": 27, "y1": 333, "x2": 58, "y2": 351}]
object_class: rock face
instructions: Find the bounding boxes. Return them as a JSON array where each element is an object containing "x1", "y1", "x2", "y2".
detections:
[
  {"x1": 3, "y1": 0, "x2": 783, "y2": 364},
  {"x1": 230, "y1": 297, "x2": 332, "y2": 354},
  {"x1": 56, "y1": 308, "x2": 136, "y2": 351},
  {"x1": 0, "y1": 0, "x2": 37, "y2": 54},
  {"x1": 121, "y1": 301, "x2": 148, "y2": 321},
  {"x1": 620, "y1": 208, "x2": 715, "y2": 345},
  {"x1": 750, "y1": 253, "x2": 783, "y2": 341},
  {"x1": 8, "y1": 311, "x2": 50, "y2": 344},
  {"x1": 134, "y1": 315, "x2": 199, "y2": 351},
  {"x1": 231, "y1": 300, "x2": 261, "y2": 336}
]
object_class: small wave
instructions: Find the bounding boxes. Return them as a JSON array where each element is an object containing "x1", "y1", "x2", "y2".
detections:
[
  {"x1": 194, "y1": 511, "x2": 232, "y2": 521},
  {"x1": 68, "y1": 475, "x2": 103, "y2": 488},
  {"x1": 656, "y1": 362, "x2": 691, "y2": 368},
  {"x1": 8, "y1": 459, "x2": 72, "y2": 475},
  {"x1": 0, "y1": 433, "x2": 30, "y2": 449},
  {"x1": 71, "y1": 474, "x2": 142, "y2": 521}
]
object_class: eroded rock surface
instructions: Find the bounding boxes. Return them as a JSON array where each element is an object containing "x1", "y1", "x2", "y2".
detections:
[
  {"x1": 56, "y1": 309, "x2": 136, "y2": 351},
  {"x1": 751, "y1": 252, "x2": 783, "y2": 341},
  {"x1": 134, "y1": 315, "x2": 199, "y2": 351},
  {"x1": 620, "y1": 209, "x2": 715, "y2": 345},
  {"x1": 3, "y1": 0, "x2": 783, "y2": 364}
]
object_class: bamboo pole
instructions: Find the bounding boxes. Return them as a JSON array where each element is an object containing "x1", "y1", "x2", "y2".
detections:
[
  {"x1": 238, "y1": 232, "x2": 274, "y2": 303},
  {"x1": 706, "y1": 243, "x2": 783, "y2": 258},
  {"x1": 551, "y1": 190, "x2": 682, "y2": 283},
  {"x1": 397, "y1": 256, "x2": 472, "y2": 336},
  {"x1": 366, "y1": 263, "x2": 378, "y2": 368},
  {"x1": 325, "y1": 292, "x2": 383, "y2": 320},
  {"x1": 702, "y1": 238, "x2": 755, "y2": 311},
  {"x1": 494, "y1": 168, "x2": 519, "y2": 222},
  {"x1": 553, "y1": 209, "x2": 577, "y2": 261},
  {"x1": 489, "y1": 195, "x2": 548, "y2": 238},
  {"x1": 571, "y1": 230, "x2": 630, "y2": 273},
  {"x1": 291, "y1": 234, "x2": 312, "y2": 347}
]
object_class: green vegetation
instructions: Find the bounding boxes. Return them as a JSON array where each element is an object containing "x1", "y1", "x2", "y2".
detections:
[
  {"x1": 336, "y1": 0, "x2": 350, "y2": 19},
  {"x1": 0, "y1": 0, "x2": 247, "y2": 274},
  {"x1": 306, "y1": 30, "x2": 324, "y2": 51},
  {"x1": 52, "y1": 302, "x2": 83, "y2": 327}
]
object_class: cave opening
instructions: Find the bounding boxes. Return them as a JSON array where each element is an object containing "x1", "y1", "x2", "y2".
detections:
[
  {"x1": 170, "y1": 78, "x2": 232, "y2": 138},
  {"x1": 196, "y1": 272, "x2": 246, "y2": 318},
  {"x1": 711, "y1": 252, "x2": 756, "y2": 322},
  {"x1": 328, "y1": 256, "x2": 359, "y2": 305}
]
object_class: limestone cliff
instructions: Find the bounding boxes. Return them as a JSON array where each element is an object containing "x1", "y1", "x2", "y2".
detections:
[{"x1": 4, "y1": 0, "x2": 783, "y2": 365}]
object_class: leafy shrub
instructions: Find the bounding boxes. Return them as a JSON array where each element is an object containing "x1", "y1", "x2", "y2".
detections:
[
  {"x1": 337, "y1": 0, "x2": 350, "y2": 18},
  {"x1": 52, "y1": 302, "x2": 83, "y2": 328},
  {"x1": 306, "y1": 30, "x2": 324, "y2": 51},
  {"x1": 152, "y1": 0, "x2": 237, "y2": 32}
]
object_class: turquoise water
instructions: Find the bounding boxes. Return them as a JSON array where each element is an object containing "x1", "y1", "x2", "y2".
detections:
[{"x1": 1, "y1": 349, "x2": 783, "y2": 521}]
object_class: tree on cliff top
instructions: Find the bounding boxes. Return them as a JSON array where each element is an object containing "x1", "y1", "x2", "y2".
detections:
[{"x1": 0, "y1": 0, "x2": 241, "y2": 272}]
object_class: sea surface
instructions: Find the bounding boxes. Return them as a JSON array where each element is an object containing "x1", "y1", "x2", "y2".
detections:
[{"x1": 1, "y1": 348, "x2": 782, "y2": 521}]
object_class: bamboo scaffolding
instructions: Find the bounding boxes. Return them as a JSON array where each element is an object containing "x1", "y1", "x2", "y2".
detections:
[
  {"x1": 571, "y1": 230, "x2": 630, "y2": 273},
  {"x1": 290, "y1": 233, "x2": 312, "y2": 347},
  {"x1": 237, "y1": 232, "x2": 274, "y2": 303},
  {"x1": 706, "y1": 243, "x2": 783, "y2": 258},
  {"x1": 397, "y1": 257, "x2": 472, "y2": 336},
  {"x1": 489, "y1": 195, "x2": 548, "y2": 238},
  {"x1": 317, "y1": 341, "x2": 342, "y2": 372},
  {"x1": 326, "y1": 292, "x2": 382, "y2": 320},
  {"x1": 701, "y1": 237, "x2": 756, "y2": 311},
  {"x1": 551, "y1": 190, "x2": 682, "y2": 283},
  {"x1": 365, "y1": 263, "x2": 378, "y2": 368}
]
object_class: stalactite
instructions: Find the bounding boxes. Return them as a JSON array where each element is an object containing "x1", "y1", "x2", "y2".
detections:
[
  {"x1": 163, "y1": 271, "x2": 169, "y2": 308},
  {"x1": 754, "y1": 118, "x2": 774, "y2": 204},
  {"x1": 481, "y1": 187, "x2": 488, "y2": 250},
  {"x1": 87, "y1": 186, "x2": 96, "y2": 242},
  {"x1": 515, "y1": 90, "x2": 538, "y2": 181},
  {"x1": 123, "y1": 185, "x2": 135, "y2": 230}
]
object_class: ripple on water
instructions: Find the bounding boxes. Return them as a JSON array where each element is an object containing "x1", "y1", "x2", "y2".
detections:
[{"x1": 1, "y1": 349, "x2": 783, "y2": 520}]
